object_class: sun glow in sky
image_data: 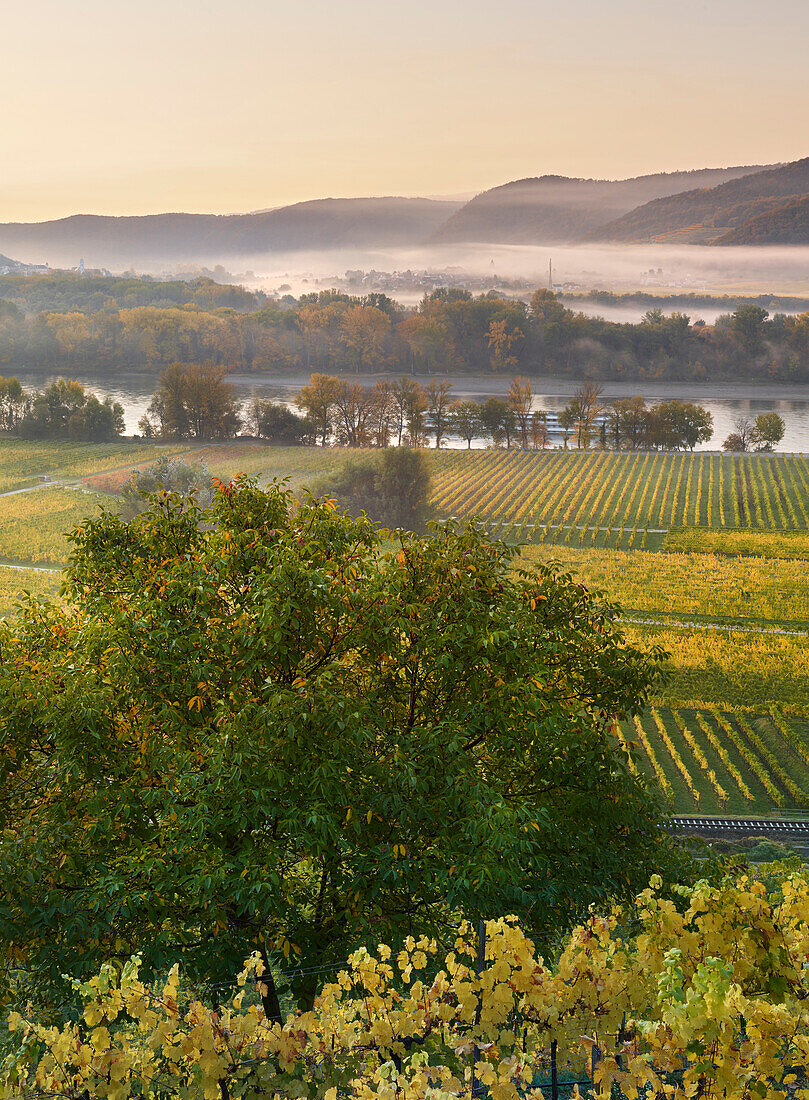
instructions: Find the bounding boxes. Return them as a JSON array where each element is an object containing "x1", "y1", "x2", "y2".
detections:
[{"x1": 4, "y1": 0, "x2": 809, "y2": 221}]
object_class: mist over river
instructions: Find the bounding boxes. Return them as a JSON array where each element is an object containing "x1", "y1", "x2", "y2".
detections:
[{"x1": 12, "y1": 368, "x2": 809, "y2": 452}]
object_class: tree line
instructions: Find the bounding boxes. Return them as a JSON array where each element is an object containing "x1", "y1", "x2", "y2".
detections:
[
  {"x1": 140, "y1": 368, "x2": 721, "y2": 452},
  {"x1": 2, "y1": 277, "x2": 809, "y2": 381},
  {"x1": 0, "y1": 374, "x2": 123, "y2": 440},
  {"x1": 0, "y1": 365, "x2": 788, "y2": 452}
]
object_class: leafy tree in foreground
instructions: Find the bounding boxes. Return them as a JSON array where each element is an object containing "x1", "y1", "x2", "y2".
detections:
[{"x1": 0, "y1": 481, "x2": 668, "y2": 1017}]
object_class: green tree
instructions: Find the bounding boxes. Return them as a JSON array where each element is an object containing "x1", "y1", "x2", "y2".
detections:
[
  {"x1": 18, "y1": 378, "x2": 124, "y2": 441},
  {"x1": 0, "y1": 482, "x2": 667, "y2": 1016},
  {"x1": 449, "y1": 400, "x2": 483, "y2": 448},
  {"x1": 316, "y1": 447, "x2": 432, "y2": 531},
  {"x1": 0, "y1": 376, "x2": 26, "y2": 431},
  {"x1": 649, "y1": 400, "x2": 713, "y2": 451},
  {"x1": 245, "y1": 397, "x2": 314, "y2": 444},
  {"x1": 120, "y1": 456, "x2": 214, "y2": 518},
  {"x1": 480, "y1": 397, "x2": 515, "y2": 449},
  {"x1": 609, "y1": 396, "x2": 648, "y2": 450},
  {"x1": 753, "y1": 411, "x2": 786, "y2": 451},
  {"x1": 426, "y1": 379, "x2": 453, "y2": 448},
  {"x1": 730, "y1": 305, "x2": 769, "y2": 353}
]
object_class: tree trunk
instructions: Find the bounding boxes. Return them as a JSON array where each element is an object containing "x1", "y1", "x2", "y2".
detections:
[{"x1": 258, "y1": 944, "x2": 284, "y2": 1024}]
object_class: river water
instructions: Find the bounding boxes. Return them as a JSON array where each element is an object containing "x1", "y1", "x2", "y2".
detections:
[{"x1": 13, "y1": 368, "x2": 809, "y2": 452}]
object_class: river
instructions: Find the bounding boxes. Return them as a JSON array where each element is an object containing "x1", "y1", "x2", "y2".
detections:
[{"x1": 12, "y1": 368, "x2": 809, "y2": 452}]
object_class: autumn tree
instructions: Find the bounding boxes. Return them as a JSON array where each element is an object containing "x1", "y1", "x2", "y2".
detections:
[
  {"x1": 333, "y1": 380, "x2": 374, "y2": 447},
  {"x1": 507, "y1": 377, "x2": 533, "y2": 448},
  {"x1": 340, "y1": 305, "x2": 390, "y2": 373},
  {"x1": 530, "y1": 410, "x2": 550, "y2": 451},
  {"x1": 141, "y1": 363, "x2": 240, "y2": 440},
  {"x1": 0, "y1": 482, "x2": 669, "y2": 1015},
  {"x1": 295, "y1": 372, "x2": 341, "y2": 446},
  {"x1": 723, "y1": 415, "x2": 757, "y2": 452},
  {"x1": 391, "y1": 375, "x2": 427, "y2": 447},
  {"x1": 487, "y1": 318, "x2": 521, "y2": 372},
  {"x1": 568, "y1": 382, "x2": 603, "y2": 450}
]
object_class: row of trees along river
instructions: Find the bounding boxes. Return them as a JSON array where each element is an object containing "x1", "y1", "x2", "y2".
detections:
[{"x1": 0, "y1": 367, "x2": 787, "y2": 452}]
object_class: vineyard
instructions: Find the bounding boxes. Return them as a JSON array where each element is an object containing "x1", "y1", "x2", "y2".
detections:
[
  {"x1": 0, "y1": 440, "x2": 192, "y2": 491},
  {"x1": 0, "y1": 486, "x2": 108, "y2": 565},
  {"x1": 622, "y1": 706, "x2": 809, "y2": 815},
  {"x1": 431, "y1": 450, "x2": 809, "y2": 547}
]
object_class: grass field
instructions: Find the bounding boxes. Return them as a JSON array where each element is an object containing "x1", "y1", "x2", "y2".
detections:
[{"x1": 522, "y1": 545, "x2": 809, "y2": 627}]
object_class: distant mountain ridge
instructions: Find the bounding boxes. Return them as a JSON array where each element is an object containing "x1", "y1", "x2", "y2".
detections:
[
  {"x1": 587, "y1": 159, "x2": 809, "y2": 244},
  {"x1": 3, "y1": 160, "x2": 809, "y2": 268},
  {"x1": 428, "y1": 166, "x2": 775, "y2": 245},
  {"x1": 0, "y1": 197, "x2": 463, "y2": 268}
]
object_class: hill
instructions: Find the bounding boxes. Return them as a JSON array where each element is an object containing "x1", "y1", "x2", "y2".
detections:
[
  {"x1": 428, "y1": 166, "x2": 773, "y2": 245},
  {"x1": 0, "y1": 197, "x2": 463, "y2": 269},
  {"x1": 588, "y1": 158, "x2": 809, "y2": 243},
  {"x1": 713, "y1": 194, "x2": 809, "y2": 245}
]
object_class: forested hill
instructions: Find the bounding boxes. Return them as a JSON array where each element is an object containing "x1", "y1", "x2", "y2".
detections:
[
  {"x1": 588, "y1": 157, "x2": 809, "y2": 244},
  {"x1": 428, "y1": 166, "x2": 773, "y2": 245},
  {"x1": 713, "y1": 194, "x2": 809, "y2": 245},
  {"x1": 0, "y1": 197, "x2": 463, "y2": 269}
]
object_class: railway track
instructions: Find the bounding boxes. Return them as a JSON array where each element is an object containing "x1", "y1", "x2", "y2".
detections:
[{"x1": 669, "y1": 816, "x2": 809, "y2": 840}]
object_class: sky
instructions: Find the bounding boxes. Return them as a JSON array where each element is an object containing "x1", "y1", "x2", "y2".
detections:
[{"x1": 4, "y1": 0, "x2": 809, "y2": 222}]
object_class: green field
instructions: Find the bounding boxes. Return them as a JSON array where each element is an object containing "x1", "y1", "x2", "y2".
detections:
[{"x1": 1, "y1": 440, "x2": 807, "y2": 815}]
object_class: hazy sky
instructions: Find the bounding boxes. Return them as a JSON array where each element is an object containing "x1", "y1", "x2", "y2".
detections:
[{"x1": 4, "y1": 0, "x2": 809, "y2": 221}]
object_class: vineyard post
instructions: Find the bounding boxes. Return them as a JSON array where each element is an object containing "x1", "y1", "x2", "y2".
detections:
[
  {"x1": 471, "y1": 919, "x2": 487, "y2": 1097},
  {"x1": 551, "y1": 1038, "x2": 559, "y2": 1100}
]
